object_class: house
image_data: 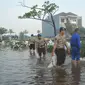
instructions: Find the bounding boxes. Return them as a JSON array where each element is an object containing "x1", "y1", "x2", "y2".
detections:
[{"x1": 42, "y1": 12, "x2": 82, "y2": 38}]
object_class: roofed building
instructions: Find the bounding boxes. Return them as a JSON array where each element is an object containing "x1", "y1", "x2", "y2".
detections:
[{"x1": 42, "y1": 12, "x2": 82, "y2": 38}]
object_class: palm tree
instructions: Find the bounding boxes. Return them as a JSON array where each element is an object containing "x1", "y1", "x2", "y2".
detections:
[
  {"x1": 19, "y1": 31, "x2": 24, "y2": 41},
  {"x1": 37, "y1": 30, "x2": 40, "y2": 34},
  {"x1": 23, "y1": 30, "x2": 29, "y2": 40},
  {"x1": 23, "y1": 30, "x2": 28, "y2": 34},
  {"x1": 8, "y1": 29, "x2": 14, "y2": 40},
  {"x1": 9, "y1": 29, "x2": 14, "y2": 34},
  {"x1": 0, "y1": 27, "x2": 7, "y2": 40}
]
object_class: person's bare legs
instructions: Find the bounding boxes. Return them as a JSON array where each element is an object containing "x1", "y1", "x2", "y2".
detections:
[
  {"x1": 76, "y1": 54, "x2": 80, "y2": 65},
  {"x1": 38, "y1": 50, "x2": 41, "y2": 60},
  {"x1": 76, "y1": 60, "x2": 80, "y2": 67},
  {"x1": 72, "y1": 60, "x2": 76, "y2": 67},
  {"x1": 43, "y1": 49, "x2": 46, "y2": 60},
  {"x1": 33, "y1": 50, "x2": 35, "y2": 56},
  {"x1": 29, "y1": 49, "x2": 32, "y2": 55},
  {"x1": 43, "y1": 54, "x2": 46, "y2": 60}
]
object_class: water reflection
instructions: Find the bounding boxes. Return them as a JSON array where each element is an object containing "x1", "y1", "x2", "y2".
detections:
[
  {"x1": 35, "y1": 69, "x2": 45, "y2": 85},
  {"x1": 71, "y1": 64, "x2": 81, "y2": 85},
  {"x1": 35, "y1": 58, "x2": 53, "y2": 85},
  {"x1": 35, "y1": 58, "x2": 47, "y2": 85},
  {"x1": 0, "y1": 48, "x2": 84, "y2": 85},
  {"x1": 36, "y1": 58, "x2": 43, "y2": 64},
  {"x1": 51, "y1": 68, "x2": 68, "y2": 85}
]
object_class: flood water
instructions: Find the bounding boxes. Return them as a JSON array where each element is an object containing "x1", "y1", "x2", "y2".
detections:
[{"x1": 0, "y1": 47, "x2": 85, "y2": 85}]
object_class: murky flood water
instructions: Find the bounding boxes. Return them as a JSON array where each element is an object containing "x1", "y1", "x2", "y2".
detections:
[{"x1": 0, "y1": 47, "x2": 85, "y2": 85}]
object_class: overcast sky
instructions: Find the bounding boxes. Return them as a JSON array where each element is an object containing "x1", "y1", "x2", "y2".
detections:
[{"x1": 0, "y1": 0, "x2": 85, "y2": 34}]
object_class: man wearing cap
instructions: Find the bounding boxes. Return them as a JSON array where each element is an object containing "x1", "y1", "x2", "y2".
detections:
[
  {"x1": 70, "y1": 28, "x2": 81, "y2": 66},
  {"x1": 52, "y1": 27, "x2": 70, "y2": 67},
  {"x1": 28, "y1": 34, "x2": 35, "y2": 55},
  {"x1": 36, "y1": 34, "x2": 47, "y2": 59}
]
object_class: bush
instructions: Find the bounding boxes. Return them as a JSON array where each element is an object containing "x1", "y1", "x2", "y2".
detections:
[
  {"x1": 47, "y1": 45, "x2": 53, "y2": 53},
  {"x1": 81, "y1": 41, "x2": 85, "y2": 58}
]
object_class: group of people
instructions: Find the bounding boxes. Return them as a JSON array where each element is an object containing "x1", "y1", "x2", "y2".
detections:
[
  {"x1": 28, "y1": 27, "x2": 81, "y2": 67},
  {"x1": 28, "y1": 34, "x2": 47, "y2": 59},
  {"x1": 52, "y1": 27, "x2": 81, "y2": 67}
]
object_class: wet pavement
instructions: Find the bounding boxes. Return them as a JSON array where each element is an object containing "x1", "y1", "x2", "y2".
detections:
[{"x1": 0, "y1": 47, "x2": 85, "y2": 85}]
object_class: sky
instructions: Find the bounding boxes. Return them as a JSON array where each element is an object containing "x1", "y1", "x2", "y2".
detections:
[{"x1": 0, "y1": 0, "x2": 85, "y2": 34}]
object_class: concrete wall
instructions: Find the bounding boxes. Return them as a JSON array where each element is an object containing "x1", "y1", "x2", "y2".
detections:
[
  {"x1": 53, "y1": 15, "x2": 60, "y2": 29},
  {"x1": 42, "y1": 20, "x2": 54, "y2": 37},
  {"x1": 78, "y1": 17, "x2": 82, "y2": 28},
  {"x1": 42, "y1": 13, "x2": 82, "y2": 38},
  {"x1": 42, "y1": 15, "x2": 60, "y2": 38}
]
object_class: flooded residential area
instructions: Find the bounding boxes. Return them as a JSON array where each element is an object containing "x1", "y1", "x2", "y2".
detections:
[
  {"x1": 0, "y1": 0, "x2": 85, "y2": 85},
  {"x1": 0, "y1": 46, "x2": 85, "y2": 85}
]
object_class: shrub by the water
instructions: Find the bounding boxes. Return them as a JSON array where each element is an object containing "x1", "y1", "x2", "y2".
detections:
[
  {"x1": 81, "y1": 41, "x2": 85, "y2": 58},
  {"x1": 47, "y1": 45, "x2": 53, "y2": 53}
]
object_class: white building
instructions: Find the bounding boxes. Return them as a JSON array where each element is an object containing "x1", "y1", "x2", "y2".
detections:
[{"x1": 42, "y1": 12, "x2": 82, "y2": 37}]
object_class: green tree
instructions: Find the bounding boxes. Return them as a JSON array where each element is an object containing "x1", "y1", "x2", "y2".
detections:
[
  {"x1": 81, "y1": 40, "x2": 85, "y2": 58},
  {"x1": 0, "y1": 27, "x2": 7, "y2": 35},
  {"x1": 37, "y1": 30, "x2": 40, "y2": 34},
  {"x1": 65, "y1": 18, "x2": 74, "y2": 35},
  {"x1": 23, "y1": 30, "x2": 28, "y2": 34},
  {"x1": 19, "y1": 32, "x2": 24, "y2": 41},
  {"x1": 79, "y1": 27, "x2": 85, "y2": 34},
  {"x1": 8, "y1": 29, "x2": 14, "y2": 34},
  {"x1": 8, "y1": 29, "x2": 14, "y2": 41},
  {"x1": 18, "y1": 0, "x2": 59, "y2": 36}
]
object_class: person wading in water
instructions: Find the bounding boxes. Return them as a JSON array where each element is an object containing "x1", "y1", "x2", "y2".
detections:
[
  {"x1": 70, "y1": 28, "x2": 81, "y2": 66},
  {"x1": 36, "y1": 34, "x2": 47, "y2": 60},
  {"x1": 52, "y1": 27, "x2": 70, "y2": 67},
  {"x1": 28, "y1": 34, "x2": 35, "y2": 56}
]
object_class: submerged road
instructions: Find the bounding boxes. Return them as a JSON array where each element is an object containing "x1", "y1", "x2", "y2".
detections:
[{"x1": 0, "y1": 47, "x2": 85, "y2": 85}]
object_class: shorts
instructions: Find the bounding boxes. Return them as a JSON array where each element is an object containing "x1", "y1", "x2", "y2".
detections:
[
  {"x1": 37, "y1": 47, "x2": 46, "y2": 56},
  {"x1": 29, "y1": 44, "x2": 35, "y2": 50},
  {"x1": 71, "y1": 47, "x2": 80, "y2": 61}
]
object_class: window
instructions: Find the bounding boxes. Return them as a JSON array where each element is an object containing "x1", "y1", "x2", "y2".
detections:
[
  {"x1": 74, "y1": 20, "x2": 76, "y2": 22},
  {"x1": 61, "y1": 18, "x2": 65, "y2": 22},
  {"x1": 72, "y1": 19, "x2": 76, "y2": 22}
]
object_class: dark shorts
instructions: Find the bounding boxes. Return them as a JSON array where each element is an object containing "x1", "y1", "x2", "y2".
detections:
[
  {"x1": 71, "y1": 47, "x2": 80, "y2": 61},
  {"x1": 37, "y1": 47, "x2": 46, "y2": 56},
  {"x1": 29, "y1": 44, "x2": 35, "y2": 50},
  {"x1": 55, "y1": 48, "x2": 66, "y2": 66}
]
